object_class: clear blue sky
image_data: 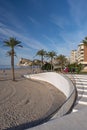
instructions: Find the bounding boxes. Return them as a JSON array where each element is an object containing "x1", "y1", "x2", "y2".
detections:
[{"x1": 0, "y1": 0, "x2": 87, "y2": 65}]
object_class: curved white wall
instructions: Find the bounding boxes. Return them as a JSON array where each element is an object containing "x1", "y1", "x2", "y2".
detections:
[
  {"x1": 24, "y1": 72, "x2": 76, "y2": 130},
  {"x1": 24, "y1": 72, "x2": 74, "y2": 98}
]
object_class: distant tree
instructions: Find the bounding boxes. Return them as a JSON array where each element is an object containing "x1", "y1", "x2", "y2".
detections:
[
  {"x1": 68, "y1": 63, "x2": 82, "y2": 73},
  {"x1": 4, "y1": 37, "x2": 23, "y2": 81},
  {"x1": 82, "y1": 36, "x2": 87, "y2": 46},
  {"x1": 36, "y1": 49, "x2": 46, "y2": 67},
  {"x1": 42, "y1": 62, "x2": 53, "y2": 71},
  {"x1": 56, "y1": 54, "x2": 67, "y2": 70},
  {"x1": 46, "y1": 51, "x2": 57, "y2": 71}
]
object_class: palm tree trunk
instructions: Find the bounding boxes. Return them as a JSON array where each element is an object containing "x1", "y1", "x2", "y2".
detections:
[
  {"x1": 61, "y1": 62, "x2": 63, "y2": 72},
  {"x1": 51, "y1": 58, "x2": 53, "y2": 71},
  {"x1": 11, "y1": 49, "x2": 15, "y2": 81},
  {"x1": 41, "y1": 56, "x2": 43, "y2": 68}
]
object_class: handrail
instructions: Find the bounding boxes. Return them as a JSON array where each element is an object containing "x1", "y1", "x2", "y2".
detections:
[
  {"x1": 60, "y1": 73, "x2": 78, "y2": 114},
  {"x1": 50, "y1": 73, "x2": 77, "y2": 119}
]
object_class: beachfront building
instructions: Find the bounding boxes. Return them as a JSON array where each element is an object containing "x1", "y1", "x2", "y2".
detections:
[
  {"x1": 70, "y1": 50, "x2": 77, "y2": 64},
  {"x1": 18, "y1": 58, "x2": 32, "y2": 66},
  {"x1": 70, "y1": 43, "x2": 87, "y2": 66},
  {"x1": 77, "y1": 43, "x2": 87, "y2": 65}
]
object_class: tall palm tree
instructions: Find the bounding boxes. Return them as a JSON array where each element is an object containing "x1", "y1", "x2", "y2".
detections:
[
  {"x1": 56, "y1": 54, "x2": 67, "y2": 70},
  {"x1": 4, "y1": 37, "x2": 23, "y2": 81},
  {"x1": 36, "y1": 49, "x2": 46, "y2": 67},
  {"x1": 47, "y1": 51, "x2": 57, "y2": 71}
]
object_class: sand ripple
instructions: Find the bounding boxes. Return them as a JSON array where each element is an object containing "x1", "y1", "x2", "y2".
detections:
[{"x1": 0, "y1": 69, "x2": 66, "y2": 130}]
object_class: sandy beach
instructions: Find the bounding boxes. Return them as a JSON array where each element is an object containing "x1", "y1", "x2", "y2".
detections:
[{"x1": 0, "y1": 68, "x2": 66, "y2": 130}]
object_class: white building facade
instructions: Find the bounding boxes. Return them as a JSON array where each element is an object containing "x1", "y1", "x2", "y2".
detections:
[
  {"x1": 70, "y1": 43, "x2": 87, "y2": 66},
  {"x1": 70, "y1": 50, "x2": 77, "y2": 64}
]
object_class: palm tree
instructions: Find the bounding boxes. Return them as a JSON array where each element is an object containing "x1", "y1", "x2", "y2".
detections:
[
  {"x1": 36, "y1": 49, "x2": 46, "y2": 67},
  {"x1": 82, "y1": 36, "x2": 87, "y2": 46},
  {"x1": 4, "y1": 37, "x2": 23, "y2": 81},
  {"x1": 47, "y1": 51, "x2": 57, "y2": 71},
  {"x1": 56, "y1": 54, "x2": 67, "y2": 71}
]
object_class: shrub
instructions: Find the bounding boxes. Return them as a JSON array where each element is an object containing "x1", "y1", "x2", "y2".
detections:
[{"x1": 41, "y1": 63, "x2": 53, "y2": 70}]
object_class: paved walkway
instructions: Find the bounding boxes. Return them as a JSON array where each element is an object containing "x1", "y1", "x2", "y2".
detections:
[{"x1": 67, "y1": 74, "x2": 87, "y2": 112}]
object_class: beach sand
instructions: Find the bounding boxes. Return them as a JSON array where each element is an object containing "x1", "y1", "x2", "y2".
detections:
[{"x1": 0, "y1": 68, "x2": 66, "y2": 130}]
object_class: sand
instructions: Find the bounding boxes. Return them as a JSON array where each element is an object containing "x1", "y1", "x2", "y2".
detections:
[{"x1": 0, "y1": 68, "x2": 66, "y2": 130}]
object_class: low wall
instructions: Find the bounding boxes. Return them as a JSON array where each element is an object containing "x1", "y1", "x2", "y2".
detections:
[
  {"x1": 24, "y1": 72, "x2": 74, "y2": 98},
  {"x1": 24, "y1": 72, "x2": 77, "y2": 129}
]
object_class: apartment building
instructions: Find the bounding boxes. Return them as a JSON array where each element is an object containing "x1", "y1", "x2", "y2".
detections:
[
  {"x1": 70, "y1": 43, "x2": 87, "y2": 65},
  {"x1": 77, "y1": 43, "x2": 87, "y2": 65},
  {"x1": 70, "y1": 50, "x2": 77, "y2": 64}
]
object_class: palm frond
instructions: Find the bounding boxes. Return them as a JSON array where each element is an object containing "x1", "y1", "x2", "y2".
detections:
[
  {"x1": 4, "y1": 37, "x2": 22, "y2": 48},
  {"x1": 82, "y1": 37, "x2": 87, "y2": 46},
  {"x1": 17, "y1": 45, "x2": 23, "y2": 47},
  {"x1": 36, "y1": 49, "x2": 46, "y2": 56}
]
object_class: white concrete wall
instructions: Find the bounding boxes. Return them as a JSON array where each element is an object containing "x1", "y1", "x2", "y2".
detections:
[
  {"x1": 25, "y1": 72, "x2": 76, "y2": 130},
  {"x1": 24, "y1": 72, "x2": 74, "y2": 98}
]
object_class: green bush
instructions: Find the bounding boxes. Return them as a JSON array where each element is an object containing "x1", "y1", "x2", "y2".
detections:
[
  {"x1": 68, "y1": 63, "x2": 82, "y2": 74},
  {"x1": 41, "y1": 63, "x2": 53, "y2": 70}
]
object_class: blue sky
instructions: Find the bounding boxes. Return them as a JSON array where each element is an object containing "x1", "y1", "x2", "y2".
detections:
[{"x1": 0, "y1": 0, "x2": 87, "y2": 65}]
